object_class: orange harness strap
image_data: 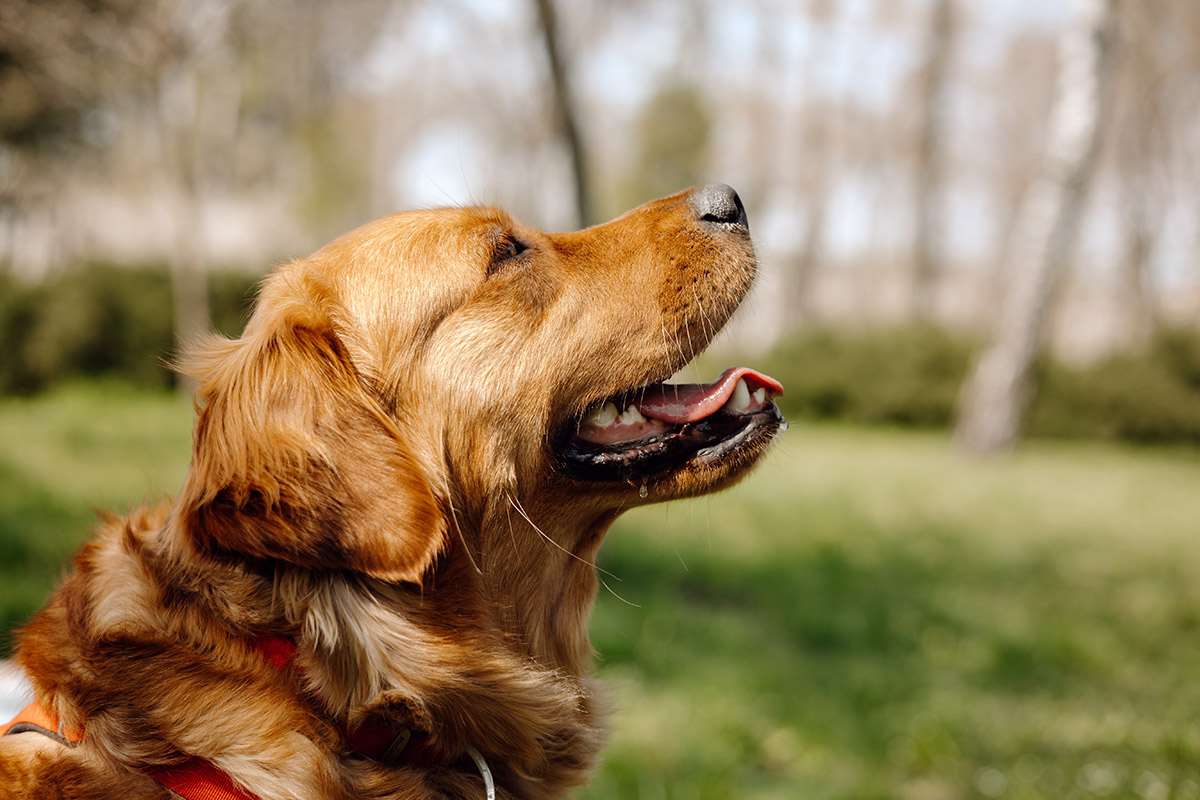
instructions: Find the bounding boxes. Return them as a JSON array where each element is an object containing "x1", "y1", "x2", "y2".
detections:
[
  {"x1": 1, "y1": 701, "x2": 83, "y2": 745},
  {"x1": 1, "y1": 636, "x2": 417, "y2": 800},
  {"x1": 2, "y1": 700, "x2": 254, "y2": 800}
]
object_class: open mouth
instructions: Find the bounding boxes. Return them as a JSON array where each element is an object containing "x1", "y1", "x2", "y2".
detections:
[{"x1": 559, "y1": 367, "x2": 785, "y2": 483}]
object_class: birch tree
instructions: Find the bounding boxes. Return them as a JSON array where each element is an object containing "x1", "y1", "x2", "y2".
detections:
[{"x1": 955, "y1": 0, "x2": 1118, "y2": 454}]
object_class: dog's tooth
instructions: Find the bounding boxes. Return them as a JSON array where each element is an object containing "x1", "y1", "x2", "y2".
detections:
[
  {"x1": 619, "y1": 406, "x2": 648, "y2": 424},
  {"x1": 726, "y1": 378, "x2": 752, "y2": 412},
  {"x1": 585, "y1": 401, "x2": 619, "y2": 427},
  {"x1": 753, "y1": 387, "x2": 766, "y2": 405}
]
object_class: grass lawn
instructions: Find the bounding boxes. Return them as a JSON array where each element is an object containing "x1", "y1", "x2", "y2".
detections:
[
  {"x1": 3, "y1": 382, "x2": 1200, "y2": 799},
  {"x1": 0, "y1": 381, "x2": 193, "y2": 639}
]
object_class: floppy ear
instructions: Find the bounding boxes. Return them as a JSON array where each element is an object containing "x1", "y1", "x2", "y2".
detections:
[{"x1": 177, "y1": 305, "x2": 445, "y2": 584}]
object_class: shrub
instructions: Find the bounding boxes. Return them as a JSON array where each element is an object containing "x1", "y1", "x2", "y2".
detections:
[
  {"x1": 29, "y1": 264, "x2": 175, "y2": 389},
  {"x1": 764, "y1": 324, "x2": 1200, "y2": 445},
  {"x1": 764, "y1": 324, "x2": 976, "y2": 429},
  {"x1": 0, "y1": 272, "x2": 51, "y2": 393},
  {"x1": 208, "y1": 270, "x2": 261, "y2": 339},
  {"x1": 0, "y1": 264, "x2": 260, "y2": 394},
  {"x1": 1029, "y1": 329, "x2": 1200, "y2": 445}
]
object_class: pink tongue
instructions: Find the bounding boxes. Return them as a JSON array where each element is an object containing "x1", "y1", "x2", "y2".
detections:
[{"x1": 634, "y1": 367, "x2": 784, "y2": 424}]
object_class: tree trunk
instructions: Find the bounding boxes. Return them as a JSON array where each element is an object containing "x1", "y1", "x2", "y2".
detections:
[
  {"x1": 533, "y1": 0, "x2": 591, "y2": 228},
  {"x1": 1117, "y1": 197, "x2": 1158, "y2": 350},
  {"x1": 790, "y1": 189, "x2": 827, "y2": 327},
  {"x1": 955, "y1": 0, "x2": 1117, "y2": 454},
  {"x1": 912, "y1": 0, "x2": 954, "y2": 321},
  {"x1": 158, "y1": 60, "x2": 211, "y2": 397},
  {"x1": 783, "y1": 0, "x2": 840, "y2": 331},
  {"x1": 156, "y1": 0, "x2": 239, "y2": 395}
]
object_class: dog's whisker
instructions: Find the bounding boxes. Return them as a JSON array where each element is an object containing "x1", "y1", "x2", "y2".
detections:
[
  {"x1": 440, "y1": 428, "x2": 483, "y2": 577},
  {"x1": 505, "y1": 493, "x2": 620, "y2": 580},
  {"x1": 658, "y1": 315, "x2": 676, "y2": 379},
  {"x1": 505, "y1": 492, "x2": 588, "y2": 564},
  {"x1": 502, "y1": 502, "x2": 522, "y2": 554},
  {"x1": 663, "y1": 312, "x2": 687, "y2": 377},
  {"x1": 597, "y1": 575, "x2": 641, "y2": 608}
]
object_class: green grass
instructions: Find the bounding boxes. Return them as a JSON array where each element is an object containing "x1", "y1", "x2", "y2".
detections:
[
  {"x1": 585, "y1": 430, "x2": 1200, "y2": 800},
  {"x1": 0, "y1": 381, "x2": 192, "y2": 641},
  {"x1": 3, "y1": 383, "x2": 1200, "y2": 799}
]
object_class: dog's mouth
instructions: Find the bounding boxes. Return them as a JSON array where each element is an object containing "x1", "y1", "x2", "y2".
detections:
[{"x1": 559, "y1": 367, "x2": 785, "y2": 483}]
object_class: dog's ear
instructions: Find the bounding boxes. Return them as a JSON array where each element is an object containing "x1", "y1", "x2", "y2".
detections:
[{"x1": 177, "y1": 295, "x2": 445, "y2": 583}]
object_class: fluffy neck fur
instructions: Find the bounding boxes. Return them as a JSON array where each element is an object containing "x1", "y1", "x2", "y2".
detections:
[
  {"x1": 18, "y1": 501, "x2": 610, "y2": 800},
  {"x1": 175, "y1": 497, "x2": 611, "y2": 797}
]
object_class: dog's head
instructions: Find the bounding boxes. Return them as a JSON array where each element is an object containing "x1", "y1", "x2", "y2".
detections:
[{"x1": 178, "y1": 185, "x2": 784, "y2": 585}]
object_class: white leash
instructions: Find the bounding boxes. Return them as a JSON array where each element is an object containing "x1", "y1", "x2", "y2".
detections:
[{"x1": 467, "y1": 745, "x2": 496, "y2": 800}]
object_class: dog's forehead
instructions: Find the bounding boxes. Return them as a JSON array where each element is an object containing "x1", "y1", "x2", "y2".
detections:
[
  {"x1": 310, "y1": 206, "x2": 520, "y2": 315},
  {"x1": 322, "y1": 207, "x2": 513, "y2": 274}
]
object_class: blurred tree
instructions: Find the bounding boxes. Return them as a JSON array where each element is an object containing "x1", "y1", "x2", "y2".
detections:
[
  {"x1": 623, "y1": 81, "x2": 711, "y2": 208},
  {"x1": 152, "y1": 0, "x2": 242, "y2": 390},
  {"x1": 1108, "y1": 3, "x2": 1164, "y2": 350},
  {"x1": 0, "y1": 0, "x2": 396, "y2": 389},
  {"x1": 956, "y1": 0, "x2": 1119, "y2": 454},
  {"x1": 789, "y1": 0, "x2": 839, "y2": 328},
  {"x1": 533, "y1": 0, "x2": 592, "y2": 227},
  {"x1": 979, "y1": 31, "x2": 1058, "y2": 289},
  {"x1": 5, "y1": 0, "x2": 1198, "y2": 380},
  {"x1": 1100, "y1": 0, "x2": 1200, "y2": 349},
  {"x1": 0, "y1": 0, "x2": 150, "y2": 149},
  {"x1": 911, "y1": 0, "x2": 955, "y2": 321},
  {"x1": 0, "y1": 0, "x2": 154, "y2": 263}
]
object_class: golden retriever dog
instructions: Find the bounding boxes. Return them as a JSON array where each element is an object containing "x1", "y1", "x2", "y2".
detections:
[{"x1": 0, "y1": 184, "x2": 784, "y2": 800}]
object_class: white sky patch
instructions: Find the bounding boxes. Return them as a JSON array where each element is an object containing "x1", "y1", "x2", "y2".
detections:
[{"x1": 394, "y1": 124, "x2": 495, "y2": 209}]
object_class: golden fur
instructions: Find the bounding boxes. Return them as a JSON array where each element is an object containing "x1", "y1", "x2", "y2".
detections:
[{"x1": 0, "y1": 186, "x2": 780, "y2": 799}]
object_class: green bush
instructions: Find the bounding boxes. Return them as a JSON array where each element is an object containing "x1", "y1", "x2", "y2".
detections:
[
  {"x1": 1030, "y1": 330, "x2": 1200, "y2": 444},
  {"x1": 0, "y1": 264, "x2": 260, "y2": 394},
  {"x1": 208, "y1": 269, "x2": 262, "y2": 339},
  {"x1": 7, "y1": 269, "x2": 1200, "y2": 447},
  {"x1": 0, "y1": 272, "x2": 51, "y2": 393},
  {"x1": 764, "y1": 324, "x2": 976, "y2": 429},
  {"x1": 764, "y1": 324, "x2": 1200, "y2": 445}
]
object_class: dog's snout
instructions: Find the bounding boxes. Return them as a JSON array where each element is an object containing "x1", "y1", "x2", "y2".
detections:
[{"x1": 691, "y1": 183, "x2": 748, "y2": 230}]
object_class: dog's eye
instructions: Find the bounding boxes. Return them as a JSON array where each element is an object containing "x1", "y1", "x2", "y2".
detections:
[{"x1": 490, "y1": 234, "x2": 528, "y2": 272}]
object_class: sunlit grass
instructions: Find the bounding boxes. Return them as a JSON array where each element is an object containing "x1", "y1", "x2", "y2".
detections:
[
  {"x1": 585, "y1": 427, "x2": 1200, "y2": 799},
  {"x1": 0, "y1": 381, "x2": 192, "y2": 640},
  {"x1": 3, "y1": 384, "x2": 1200, "y2": 799}
]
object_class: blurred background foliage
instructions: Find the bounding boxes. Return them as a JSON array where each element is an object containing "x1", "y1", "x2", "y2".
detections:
[
  {"x1": 2, "y1": 0, "x2": 1198, "y2": 448},
  {"x1": 5, "y1": 271, "x2": 1200, "y2": 445},
  {"x1": 0, "y1": 266, "x2": 256, "y2": 393}
]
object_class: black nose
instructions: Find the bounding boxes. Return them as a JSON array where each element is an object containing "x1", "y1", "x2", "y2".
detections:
[{"x1": 691, "y1": 183, "x2": 748, "y2": 230}]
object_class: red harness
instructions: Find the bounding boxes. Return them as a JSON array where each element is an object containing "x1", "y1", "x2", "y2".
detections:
[{"x1": 1, "y1": 636, "x2": 413, "y2": 800}]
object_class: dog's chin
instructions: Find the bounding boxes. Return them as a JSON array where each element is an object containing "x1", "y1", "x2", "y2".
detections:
[{"x1": 554, "y1": 366, "x2": 786, "y2": 502}]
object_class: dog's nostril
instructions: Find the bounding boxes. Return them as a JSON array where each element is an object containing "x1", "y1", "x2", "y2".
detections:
[{"x1": 691, "y1": 183, "x2": 748, "y2": 230}]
